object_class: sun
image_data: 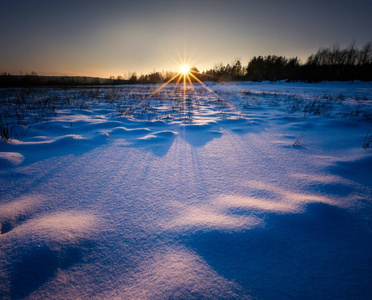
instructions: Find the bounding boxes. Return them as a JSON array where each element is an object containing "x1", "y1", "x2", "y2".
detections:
[
  {"x1": 180, "y1": 65, "x2": 190, "y2": 75},
  {"x1": 136, "y1": 54, "x2": 235, "y2": 113}
]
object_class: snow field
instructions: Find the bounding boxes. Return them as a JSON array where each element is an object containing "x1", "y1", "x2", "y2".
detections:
[{"x1": 0, "y1": 81, "x2": 372, "y2": 299}]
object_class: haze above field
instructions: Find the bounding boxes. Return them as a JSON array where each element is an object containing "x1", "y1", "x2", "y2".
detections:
[{"x1": 1, "y1": 0, "x2": 371, "y2": 77}]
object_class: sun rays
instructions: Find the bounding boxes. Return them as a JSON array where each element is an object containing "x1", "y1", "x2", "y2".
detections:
[{"x1": 134, "y1": 55, "x2": 237, "y2": 117}]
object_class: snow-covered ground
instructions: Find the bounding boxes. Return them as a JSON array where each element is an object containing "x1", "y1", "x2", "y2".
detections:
[{"x1": 0, "y1": 81, "x2": 371, "y2": 299}]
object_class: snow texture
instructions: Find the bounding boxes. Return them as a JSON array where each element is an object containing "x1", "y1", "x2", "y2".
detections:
[{"x1": 0, "y1": 81, "x2": 372, "y2": 299}]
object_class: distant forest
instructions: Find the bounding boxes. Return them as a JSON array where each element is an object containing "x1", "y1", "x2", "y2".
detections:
[
  {"x1": 1, "y1": 42, "x2": 371, "y2": 87},
  {"x1": 201, "y1": 41, "x2": 372, "y2": 82}
]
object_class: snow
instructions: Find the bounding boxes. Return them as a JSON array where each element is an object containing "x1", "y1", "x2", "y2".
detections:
[
  {"x1": 0, "y1": 152, "x2": 24, "y2": 166},
  {"x1": 0, "y1": 81, "x2": 372, "y2": 299}
]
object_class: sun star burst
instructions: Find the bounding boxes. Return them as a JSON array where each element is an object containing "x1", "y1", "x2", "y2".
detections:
[{"x1": 134, "y1": 53, "x2": 236, "y2": 115}]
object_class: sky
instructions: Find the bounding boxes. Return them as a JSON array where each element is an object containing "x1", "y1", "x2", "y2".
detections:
[{"x1": 0, "y1": 0, "x2": 371, "y2": 78}]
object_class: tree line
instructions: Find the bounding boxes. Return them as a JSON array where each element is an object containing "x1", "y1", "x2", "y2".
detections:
[
  {"x1": 201, "y1": 41, "x2": 372, "y2": 82},
  {"x1": 115, "y1": 42, "x2": 372, "y2": 83},
  {"x1": 1, "y1": 41, "x2": 371, "y2": 87}
]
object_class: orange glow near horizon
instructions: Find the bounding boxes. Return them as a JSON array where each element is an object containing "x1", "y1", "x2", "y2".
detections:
[{"x1": 133, "y1": 54, "x2": 236, "y2": 115}]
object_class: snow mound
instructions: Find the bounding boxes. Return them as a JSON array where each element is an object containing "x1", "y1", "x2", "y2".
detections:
[
  {"x1": 102, "y1": 247, "x2": 250, "y2": 299},
  {"x1": 0, "y1": 152, "x2": 24, "y2": 166}
]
